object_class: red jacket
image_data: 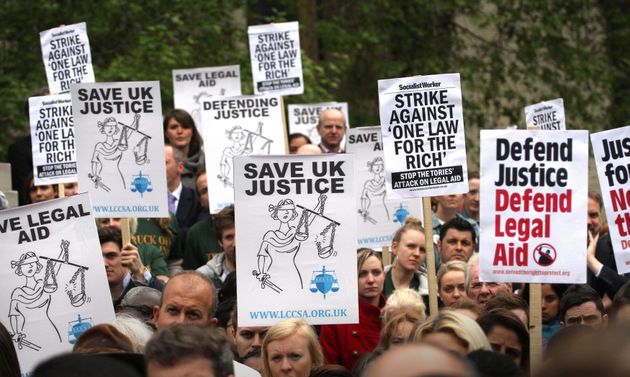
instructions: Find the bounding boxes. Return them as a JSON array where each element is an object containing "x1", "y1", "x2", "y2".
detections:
[{"x1": 319, "y1": 295, "x2": 385, "y2": 371}]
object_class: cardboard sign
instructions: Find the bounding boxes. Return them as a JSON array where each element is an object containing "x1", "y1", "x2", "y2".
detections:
[
  {"x1": 29, "y1": 94, "x2": 77, "y2": 185},
  {"x1": 40, "y1": 22, "x2": 95, "y2": 94},
  {"x1": 378, "y1": 73, "x2": 468, "y2": 198},
  {"x1": 248, "y1": 21, "x2": 303, "y2": 95},
  {"x1": 479, "y1": 130, "x2": 589, "y2": 283},
  {"x1": 524, "y1": 98, "x2": 565, "y2": 130},
  {"x1": 202, "y1": 95, "x2": 287, "y2": 213},
  {"x1": 346, "y1": 126, "x2": 423, "y2": 248},
  {"x1": 172, "y1": 65, "x2": 242, "y2": 130},
  {"x1": 71, "y1": 81, "x2": 168, "y2": 218},
  {"x1": 591, "y1": 126, "x2": 630, "y2": 273},
  {"x1": 288, "y1": 102, "x2": 349, "y2": 146},
  {"x1": 234, "y1": 154, "x2": 358, "y2": 326},
  {"x1": 0, "y1": 194, "x2": 115, "y2": 374}
]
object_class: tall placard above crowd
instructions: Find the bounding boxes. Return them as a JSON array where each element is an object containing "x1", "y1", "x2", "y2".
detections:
[
  {"x1": 378, "y1": 73, "x2": 469, "y2": 199},
  {"x1": 288, "y1": 102, "x2": 349, "y2": 145},
  {"x1": 479, "y1": 130, "x2": 589, "y2": 283},
  {"x1": 524, "y1": 98, "x2": 566, "y2": 130},
  {"x1": 29, "y1": 94, "x2": 76, "y2": 185},
  {"x1": 346, "y1": 126, "x2": 423, "y2": 249},
  {"x1": 40, "y1": 22, "x2": 95, "y2": 94},
  {"x1": 0, "y1": 194, "x2": 115, "y2": 375},
  {"x1": 172, "y1": 65, "x2": 242, "y2": 130},
  {"x1": 234, "y1": 154, "x2": 358, "y2": 326},
  {"x1": 592, "y1": 125, "x2": 630, "y2": 273},
  {"x1": 202, "y1": 94, "x2": 287, "y2": 213},
  {"x1": 71, "y1": 81, "x2": 168, "y2": 218},
  {"x1": 248, "y1": 21, "x2": 304, "y2": 96}
]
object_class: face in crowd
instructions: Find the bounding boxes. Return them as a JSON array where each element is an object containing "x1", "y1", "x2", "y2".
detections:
[
  {"x1": 439, "y1": 269, "x2": 467, "y2": 307},
  {"x1": 232, "y1": 326, "x2": 269, "y2": 372},
  {"x1": 316, "y1": 109, "x2": 346, "y2": 150},
  {"x1": 266, "y1": 332, "x2": 313, "y2": 377},
  {"x1": 153, "y1": 273, "x2": 215, "y2": 329},
  {"x1": 438, "y1": 228, "x2": 475, "y2": 263},
  {"x1": 392, "y1": 229, "x2": 426, "y2": 273},
  {"x1": 466, "y1": 262, "x2": 511, "y2": 308},
  {"x1": 587, "y1": 196, "x2": 602, "y2": 236},
  {"x1": 358, "y1": 255, "x2": 385, "y2": 305}
]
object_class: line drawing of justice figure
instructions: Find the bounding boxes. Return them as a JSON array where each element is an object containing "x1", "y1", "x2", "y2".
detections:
[
  {"x1": 90, "y1": 113, "x2": 151, "y2": 192},
  {"x1": 359, "y1": 157, "x2": 389, "y2": 224},
  {"x1": 8, "y1": 252, "x2": 62, "y2": 351},
  {"x1": 218, "y1": 122, "x2": 273, "y2": 187},
  {"x1": 254, "y1": 195, "x2": 340, "y2": 293}
]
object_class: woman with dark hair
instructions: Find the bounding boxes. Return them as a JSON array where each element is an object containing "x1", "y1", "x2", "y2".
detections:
[
  {"x1": 477, "y1": 308, "x2": 530, "y2": 372},
  {"x1": 0, "y1": 321, "x2": 21, "y2": 377},
  {"x1": 520, "y1": 283, "x2": 567, "y2": 349},
  {"x1": 163, "y1": 109, "x2": 204, "y2": 188},
  {"x1": 24, "y1": 173, "x2": 57, "y2": 204}
]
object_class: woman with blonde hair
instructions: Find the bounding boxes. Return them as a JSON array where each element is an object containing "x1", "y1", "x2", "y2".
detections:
[
  {"x1": 379, "y1": 311, "x2": 425, "y2": 351},
  {"x1": 409, "y1": 310, "x2": 490, "y2": 356},
  {"x1": 261, "y1": 319, "x2": 323, "y2": 377},
  {"x1": 381, "y1": 287, "x2": 426, "y2": 325},
  {"x1": 437, "y1": 260, "x2": 468, "y2": 307}
]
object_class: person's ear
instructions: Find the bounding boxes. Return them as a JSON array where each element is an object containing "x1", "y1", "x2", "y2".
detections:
[{"x1": 153, "y1": 305, "x2": 160, "y2": 326}]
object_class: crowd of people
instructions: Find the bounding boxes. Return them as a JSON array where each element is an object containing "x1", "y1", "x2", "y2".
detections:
[{"x1": 3, "y1": 99, "x2": 630, "y2": 377}]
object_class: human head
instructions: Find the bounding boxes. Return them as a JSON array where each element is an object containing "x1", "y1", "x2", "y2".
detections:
[
  {"x1": 261, "y1": 319, "x2": 323, "y2": 377},
  {"x1": 0, "y1": 321, "x2": 20, "y2": 377},
  {"x1": 438, "y1": 217, "x2": 476, "y2": 263},
  {"x1": 477, "y1": 309, "x2": 530, "y2": 370},
  {"x1": 381, "y1": 288, "x2": 426, "y2": 325},
  {"x1": 559, "y1": 284, "x2": 607, "y2": 329},
  {"x1": 112, "y1": 314, "x2": 154, "y2": 353},
  {"x1": 611, "y1": 280, "x2": 630, "y2": 324},
  {"x1": 316, "y1": 109, "x2": 346, "y2": 151},
  {"x1": 32, "y1": 353, "x2": 140, "y2": 377},
  {"x1": 434, "y1": 194, "x2": 464, "y2": 218},
  {"x1": 391, "y1": 218, "x2": 426, "y2": 274},
  {"x1": 296, "y1": 144, "x2": 323, "y2": 154},
  {"x1": 99, "y1": 226, "x2": 127, "y2": 288},
  {"x1": 164, "y1": 144, "x2": 184, "y2": 191},
  {"x1": 11, "y1": 251, "x2": 43, "y2": 278},
  {"x1": 229, "y1": 305, "x2": 269, "y2": 372},
  {"x1": 379, "y1": 311, "x2": 424, "y2": 351},
  {"x1": 163, "y1": 109, "x2": 202, "y2": 157},
  {"x1": 365, "y1": 343, "x2": 474, "y2": 377},
  {"x1": 25, "y1": 173, "x2": 57, "y2": 204},
  {"x1": 196, "y1": 169, "x2": 209, "y2": 209},
  {"x1": 467, "y1": 350, "x2": 523, "y2": 377},
  {"x1": 145, "y1": 324, "x2": 234, "y2": 377},
  {"x1": 587, "y1": 192, "x2": 603, "y2": 236},
  {"x1": 153, "y1": 272, "x2": 216, "y2": 329},
  {"x1": 118, "y1": 286, "x2": 162, "y2": 325},
  {"x1": 485, "y1": 294, "x2": 529, "y2": 328},
  {"x1": 96, "y1": 218, "x2": 123, "y2": 229},
  {"x1": 450, "y1": 298, "x2": 484, "y2": 321},
  {"x1": 463, "y1": 171, "x2": 480, "y2": 221},
  {"x1": 466, "y1": 254, "x2": 512, "y2": 308},
  {"x1": 357, "y1": 248, "x2": 385, "y2": 306},
  {"x1": 214, "y1": 205, "x2": 235, "y2": 254},
  {"x1": 64, "y1": 182, "x2": 79, "y2": 196},
  {"x1": 409, "y1": 310, "x2": 491, "y2": 356},
  {"x1": 437, "y1": 260, "x2": 468, "y2": 307},
  {"x1": 72, "y1": 323, "x2": 135, "y2": 354},
  {"x1": 288, "y1": 133, "x2": 311, "y2": 154}
]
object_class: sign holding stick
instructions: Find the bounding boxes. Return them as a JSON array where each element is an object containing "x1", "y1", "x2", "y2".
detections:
[
  {"x1": 29, "y1": 94, "x2": 76, "y2": 185},
  {"x1": 234, "y1": 154, "x2": 358, "y2": 326},
  {"x1": 248, "y1": 21, "x2": 304, "y2": 96},
  {"x1": 591, "y1": 125, "x2": 630, "y2": 273},
  {"x1": 40, "y1": 22, "x2": 95, "y2": 94}
]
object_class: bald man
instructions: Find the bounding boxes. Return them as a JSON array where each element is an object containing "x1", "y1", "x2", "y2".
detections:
[
  {"x1": 153, "y1": 271, "x2": 216, "y2": 329},
  {"x1": 317, "y1": 109, "x2": 346, "y2": 153},
  {"x1": 365, "y1": 344, "x2": 474, "y2": 377}
]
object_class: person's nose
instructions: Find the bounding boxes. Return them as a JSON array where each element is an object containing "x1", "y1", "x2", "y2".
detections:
[
  {"x1": 280, "y1": 357, "x2": 292, "y2": 371},
  {"x1": 453, "y1": 288, "x2": 462, "y2": 299},
  {"x1": 252, "y1": 334, "x2": 263, "y2": 348},
  {"x1": 480, "y1": 283, "x2": 491, "y2": 295}
]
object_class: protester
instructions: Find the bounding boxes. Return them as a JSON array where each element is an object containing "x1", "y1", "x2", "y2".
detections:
[
  {"x1": 610, "y1": 280, "x2": 630, "y2": 323},
  {"x1": 484, "y1": 294, "x2": 529, "y2": 328},
  {"x1": 437, "y1": 217, "x2": 477, "y2": 264},
  {"x1": 437, "y1": 260, "x2": 468, "y2": 307},
  {"x1": 0, "y1": 321, "x2": 20, "y2": 377},
  {"x1": 229, "y1": 304, "x2": 269, "y2": 372},
  {"x1": 450, "y1": 298, "x2": 484, "y2": 320},
  {"x1": 261, "y1": 319, "x2": 323, "y2": 377},
  {"x1": 309, "y1": 364, "x2": 352, "y2": 377},
  {"x1": 467, "y1": 350, "x2": 524, "y2": 377},
  {"x1": 32, "y1": 353, "x2": 141, "y2": 377},
  {"x1": 319, "y1": 248, "x2": 385, "y2": 370},
  {"x1": 24, "y1": 173, "x2": 57, "y2": 204},
  {"x1": 377, "y1": 311, "x2": 424, "y2": 351},
  {"x1": 316, "y1": 109, "x2": 346, "y2": 153},
  {"x1": 461, "y1": 171, "x2": 480, "y2": 223},
  {"x1": 466, "y1": 254, "x2": 511, "y2": 308},
  {"x1": 197, "y1": 205, "x2": 236, "y2": 288},
  {"x1": 297, "y1": 144, "x2": 323, "y2": 154},
  {"x1": 587, "y1": 192, "x2": 603, "y2": 237},
  {"x1": 477, "y1": 309, "x2": 529, "y2": 372},
  {"x1": 380, "y1": 288, "x2": 426, "y2": 325},
  {"x1": 409, "y1": 310, "x2": 491, "y2": 356},
  {"x1": 112, "y1": 314, "x2": 153, "y2": 353},
  {"x1": 383, "y1": 218, "x2": 428, "y2": 297},
  {"x1": 134, "y1": 216, "x2": 183, "y2": 275},
  {"x1": 288, "y1": 133, "x2": 312, "y2": 154},
  {"x1": 145, "y1": 324, "x2": 234, "y2": 377},
  {"x1": 163, "y1": 109, "x2": 204, "y2": 189},
  {"x1": 559, "y1": 284, "x2": 607, "y2": 329},
  {"x1": 116, "y1": 286, "x2": 162, "y2": 329},
  {"x1": 431, "y1": 194, "x2": 479, "y2": 245},
  {"x1": 63, "y1": 182, "x2": 79, "y2": 196},
  {"x1": 72, "y1": 323, "x2": 135, "y2": 354}
]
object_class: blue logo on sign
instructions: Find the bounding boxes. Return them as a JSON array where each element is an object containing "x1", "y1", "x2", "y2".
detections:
[
  {"x1": 131, "y1": 171, "x2": 153, "y2": 197},
  {"x1": 393, "y1": 203, "x2": 410, "y2": 224},
  {"x1": 309, "y1": 266, "x2": 339, "y2": 299},
  {"x1": 68, "y1": 314, "x2": 93, "y2": 344}
]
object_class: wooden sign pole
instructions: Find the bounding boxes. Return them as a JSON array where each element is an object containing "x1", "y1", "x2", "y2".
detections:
[{"x1": 423, "y1": 197, "x2": 438, "y2": 317}]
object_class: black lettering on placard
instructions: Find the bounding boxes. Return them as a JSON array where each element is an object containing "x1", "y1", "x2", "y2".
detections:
[
  {"x1": 243, "y1": 161, "x2": 346, "y2": 196},
  {"x1": 255, "y1": 31, "x2": 299, "y2": 90},
  {"x1": 15, "y1": 204, "x2": 90, "y2": 244},
  {"x1": 78, "y1": 86, "x2": 154, "y2": 115},
  {"x1": 48, "y1": 31, "x2": 90, "y2": 91}
]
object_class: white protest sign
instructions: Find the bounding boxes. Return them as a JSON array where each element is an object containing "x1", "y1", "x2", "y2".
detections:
[
  {"x1": 71, "y1": 81, "x2": 168, "y2": 218},
  {"x1": 591, "y1": 126, "x2": 630, "y2": 273},
  {"x1": 40, "y1": 22, "x2": 95, "y2": 94},
  {"x1": 202, "y1": 95, "x2": 286, "y2": 213},
  {"x1": 378, "y1": 73, "x2": 468, "y2": 199},
  {"x1": 234, "y1": 154, "x2": 358, "y2": 326},
  {"x1": 172, "y1": 65, "x2": 242, "y2": 129},
  {"x1": 248, "y1": 21, "x2": 303, "y2": 95},
  {"x1": 288, "y1": 102, "x2": 349, "y2": 145},
  {"x1": 479, "y1": 130, "x2": 588, "y2": 283},
  {"x1": 0, "y1": 194, "x2": 115, "y2": 375},
  {"x1": 346, "y1": 126, "x2": 423, "y2": 248},
  {"x1": 524, "y1": 98, "x2": 565, "y2": 130},
  {"x1": 29, "y1": 94, "x2": 76, "y2": 185}
]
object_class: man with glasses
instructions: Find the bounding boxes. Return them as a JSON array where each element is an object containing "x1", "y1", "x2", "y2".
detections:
[
  {"x1": 117, "y1": 286, "x2": 162, "y2": 329},
  {"x1": 317, "y1": 109, "x2": 346, "y2": 153},
  {"x1": 465, "y1": 254, "x2": 512, "y2": 308}
]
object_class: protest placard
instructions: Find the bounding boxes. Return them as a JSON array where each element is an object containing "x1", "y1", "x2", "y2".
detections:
[
  {"x1": 172, "y1": 65, "x2": 242, "y2": 129},
  {"x1": 202, "y1": 94, "x2": 286, "y2": 213},
  {"x1": 524, "y1": 98, "x2": 565, "y2": 130},
  {"x1": 71, "y1": 81, "x2": 168, "y2": 218},
  {"x1": 288, "y1": 102, "x2": 349, "y2": 146},
  {"x1": 479, "y1": 130, "x2": 588, "y2": 283},
  {"x1": 591, "y1": 125, "x2": 630, "y2": 273},
  {"x1": 29, "y1": 94, "x2": 76, "y2": 185},
  {"x1": 248, "y1": 21, "x2": 303, "y2": 96},
  {"x1": 234, "y1": 154, "x2": 358, "y2": 326},
  {"x1": 378, "y1": 73, "x2": 468, "y2": 199},
  {"x1": 40, "y1": 22, "x2": 95, "y2": 94},
  {"x1": 346, "y1": 126, "x2": 423, "y2": 249},
  {"x1": 0, "y1": 194, "x2": 115, "y2": 374}
]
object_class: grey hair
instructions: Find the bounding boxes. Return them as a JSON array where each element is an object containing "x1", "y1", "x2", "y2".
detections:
[
  {"x1": 465, "y1": 254, "x2": 479, "y2": 290},
  {"x1": 120, "y1": 286, "x2": 161, "y2": 307},
  {"x1": 112, "y1": 314, "x2": 153, "y2": 353}
]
